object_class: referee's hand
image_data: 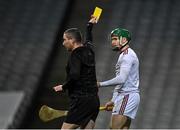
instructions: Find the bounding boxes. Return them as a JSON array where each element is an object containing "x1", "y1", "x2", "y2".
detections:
[
  {"x1": 53, "y1": 85, "x2": 63, "y2": 92},
  {"x1": 89, "y1": 15, "x2": 98, "y2": 24}
]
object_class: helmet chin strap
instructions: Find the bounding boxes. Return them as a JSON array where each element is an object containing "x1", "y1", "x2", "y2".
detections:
[
  {"x1": 112, "y1": 36, "x2": 128, "y2": 51},
  {"x1": 119, "y1": 36, "x2": 128, "y2": 50}
]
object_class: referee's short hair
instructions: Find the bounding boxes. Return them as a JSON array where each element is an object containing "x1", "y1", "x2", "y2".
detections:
[{"x1": 64, "y1": 28, "x2": 82, "y2": 43}]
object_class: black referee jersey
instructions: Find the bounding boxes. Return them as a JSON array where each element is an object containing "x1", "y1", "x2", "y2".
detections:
[{"x1": 62, "y1": 23, "x2": 98, "y2": 98}]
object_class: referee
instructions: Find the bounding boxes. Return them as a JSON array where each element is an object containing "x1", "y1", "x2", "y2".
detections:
[{"x1": 53, "y1": 16, "x2": 100, "y2": 129}]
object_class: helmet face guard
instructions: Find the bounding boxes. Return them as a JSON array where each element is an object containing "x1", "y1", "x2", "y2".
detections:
[
  {"x1": 110, "y1": 28, "x2": 131, "y2": 51},
  {"x1": 108, "y1": 34, "x2": 120, "y2": 51}
]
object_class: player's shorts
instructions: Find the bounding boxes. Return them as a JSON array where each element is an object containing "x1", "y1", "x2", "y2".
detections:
[
  {"x1": 112, "y1": 92, "x2": 140, "y2": 119},
  {"x1": 64, "y1": 95, "x2": 100, "y2": 127}
]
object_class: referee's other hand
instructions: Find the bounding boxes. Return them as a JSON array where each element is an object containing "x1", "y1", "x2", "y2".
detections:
[{"x1": 53, "y1": 85, "x2": 63, "y2": 92}]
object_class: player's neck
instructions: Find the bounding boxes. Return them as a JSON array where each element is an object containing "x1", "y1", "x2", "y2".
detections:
[{"x1": 121, "y1": 45, "x2": 129, "y2": 52}]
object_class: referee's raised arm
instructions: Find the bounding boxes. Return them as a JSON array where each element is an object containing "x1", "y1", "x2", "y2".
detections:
[{"x1": 85, "y1": 16, "x2": 98, "y2": 47}]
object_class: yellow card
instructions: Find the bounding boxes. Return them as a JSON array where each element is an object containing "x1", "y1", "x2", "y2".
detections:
[{"x1": 93, "y1": 7, "x2": 102, "y2": 20}]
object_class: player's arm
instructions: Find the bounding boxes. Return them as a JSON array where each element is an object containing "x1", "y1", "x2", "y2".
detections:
[
  {"x1": 99, "y1": 57, "x2": 133, "y2": 87},
  {"x1": 104, "y1": 90, "x2": 117, "y2": 111}
]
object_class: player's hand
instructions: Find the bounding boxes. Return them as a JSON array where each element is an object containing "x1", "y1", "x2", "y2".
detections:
[
  {"x1": 53, "y1": 85, "x2": 63, "y2": 92},
  {"x1": 105, "y1": 101, "x2": 114, "y2": 111},
  {"x1": 89, "y1": 15, "x2": 98, "y2": 24}
]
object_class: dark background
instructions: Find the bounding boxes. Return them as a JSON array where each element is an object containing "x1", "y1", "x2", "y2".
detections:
[{"x1": 0, "y1": 0, "x2": 180, "y2": 129}]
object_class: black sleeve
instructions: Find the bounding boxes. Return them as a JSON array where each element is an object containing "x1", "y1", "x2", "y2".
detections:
[
  {"x1": 62, "y1": 52, "x2": 81, "y2": 90},
  {"x1": 85, "y1": 22, "x2": 93, "y2": 47}
]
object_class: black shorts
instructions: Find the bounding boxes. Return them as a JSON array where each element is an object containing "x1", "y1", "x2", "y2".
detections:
[{"x1": 64, "y1": 95, "x2": 100, "y2": 127}]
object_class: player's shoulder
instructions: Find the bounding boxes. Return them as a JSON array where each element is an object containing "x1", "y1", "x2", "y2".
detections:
[
  {"x1": 125, "y1": 48, "x2": 138, "y2": 57},
  {"x1": 121, "y1": 48, "x2": 134, "y2": 56},
  {"x1": 127, "y1": 48, "x2": 139, "y2": 62},
  {"x1": 121, "y1": 48, "x2": 138, "y2": 61}
]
